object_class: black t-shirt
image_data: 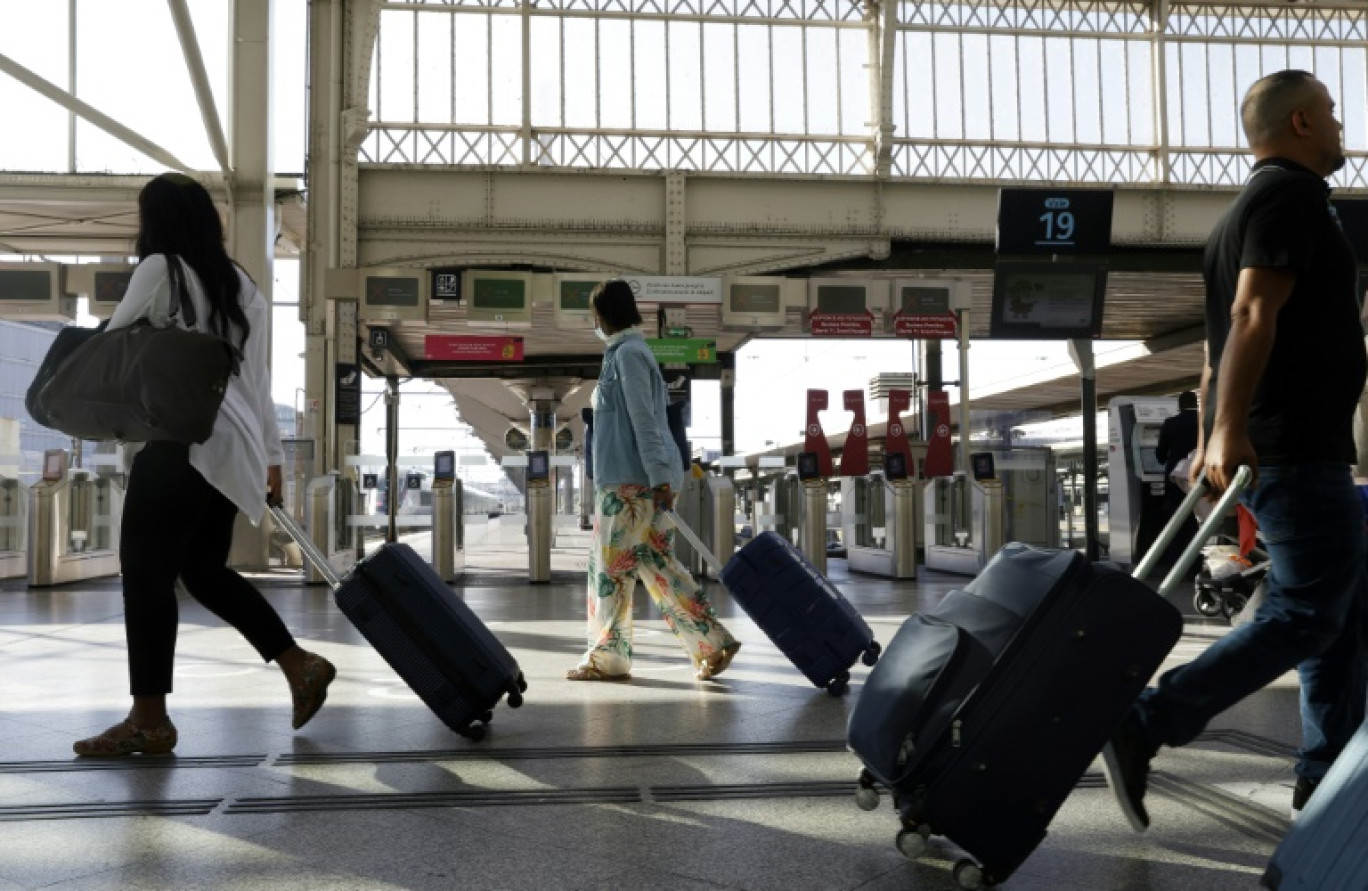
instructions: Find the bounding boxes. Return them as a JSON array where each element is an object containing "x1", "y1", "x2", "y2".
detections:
[{"x1": 1202, "y1": 158, "x2": 1366, "y2": 464}]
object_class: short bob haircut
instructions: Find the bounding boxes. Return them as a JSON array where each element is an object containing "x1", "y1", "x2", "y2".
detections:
[{"x1": 591, "y1": 279, "x2": 644, "y2": 331}]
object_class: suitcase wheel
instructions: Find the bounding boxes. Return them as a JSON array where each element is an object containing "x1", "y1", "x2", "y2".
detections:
[
  {"x1": 825, "y1": 670, "x2": 851, "y2": 697},
  {"x1": 855, "y1": 768, "x2": 880, "y2": 811},
  {"x1": 861, "y1": 641, "x2": 882, "y2": 667},
  {"x1": 952, "y1": 859, "x2": 987, "y2": 890},
  {"x1": 460, "y1": 723, "x2": 488, "y2": 742},
  {"x1": 507, "y1": 689, "x2": 524, "y2": 709},
  {"x1": 854, "y1": 786, "x2": 880, "y2": 811},
  {"x1": 516, "y1": 672, "x2": 528, "y2": 693},
  {"x1": 895, "y1": 824, "x2": 931, "y2": 860}
]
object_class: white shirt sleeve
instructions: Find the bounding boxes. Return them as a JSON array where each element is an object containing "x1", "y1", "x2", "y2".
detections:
[
  {"x1": 105, "y1": 254, "x2": 175, "y2": 331},
  {"x1": 244, "y1": 279, "x2": 286, "y2": 465}
]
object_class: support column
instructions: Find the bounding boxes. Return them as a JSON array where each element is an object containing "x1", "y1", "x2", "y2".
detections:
[
  {"x1": 304, "y1": 0, "x2": 346, "y2": 475},
  {"x1": 664, "y1": 171, "x2": 687, "y2": 275},
  {"x1": 720, "y1": 352, "x2": 736, "y2": 473},
  {"x1": 228, "y1": 0, "x2": 274, "y2": 288}
]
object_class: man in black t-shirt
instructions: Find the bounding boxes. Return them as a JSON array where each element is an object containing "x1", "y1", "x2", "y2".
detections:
[{"x1": 1103, "y1": 70, "x2": 1368, "y2": 832}]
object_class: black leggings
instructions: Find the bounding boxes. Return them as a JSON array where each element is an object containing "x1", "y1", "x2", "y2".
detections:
[{"x1": 121, "y1": 441, "x2": 295, "y2": 696}]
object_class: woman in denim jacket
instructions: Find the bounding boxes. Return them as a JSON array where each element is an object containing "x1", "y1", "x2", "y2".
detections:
[{"x1": 567, "y1": 280, "x2": 740, "y2": 682}]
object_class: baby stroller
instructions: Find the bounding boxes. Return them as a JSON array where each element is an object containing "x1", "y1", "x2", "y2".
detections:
[
  {"x1": 1191, "y1": 528, "x2": 1268, "y2": 624},
  {"x1": 1172, "y1": 452, "x2": 1268, "y2": 624}
]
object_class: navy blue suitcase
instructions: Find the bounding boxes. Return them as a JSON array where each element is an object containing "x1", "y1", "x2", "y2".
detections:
[
  {"x1": 845, "y1": 469, "x2": 1250, "y2": 888},
  {"x1": 666, "y1": 513, "x2": 880, "y2": 695},
  {"x1": 1263, "y1": 721, "x2": 1368, "y2": 889},
  {"x1": 271, "y1": 507, "x2": 525, "y2": 740}
]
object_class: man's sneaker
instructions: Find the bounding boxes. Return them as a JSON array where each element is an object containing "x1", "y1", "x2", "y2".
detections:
[
  {"x1": 1100, "y1": 709, "x2": 1155, "y2": 832},
  {"x1": 1290, "y1": 775, "x2": 1320, "y2": 818}
]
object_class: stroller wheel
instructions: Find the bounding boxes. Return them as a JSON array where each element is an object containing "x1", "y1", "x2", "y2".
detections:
[{"x1": 1193, "y1": 587, "x2": 1224, "y2": 617}]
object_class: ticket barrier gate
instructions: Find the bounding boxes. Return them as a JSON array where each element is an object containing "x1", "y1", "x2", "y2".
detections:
[
  {"x1": 842, "y1": 473, "x2": 919, "y2": 580},
  {"x1": 798, "y1": 477, "x2": 829, "y2": 576},
  {"x1": 431, "y1": 451, "x2": 466, "y2": 582},
  {"x1": 29, "y1": 458, "x2": 123, "y2": 587},
  {"x1": 675, "y1": 472, "x2": 737, "y2": 579},
  {"x1": 923, "y1": 473, "x2": 1005, "y2": 575},
  {"x1": 304, "y1": 472, "x2": 359, "y2": 585},
  {"x1": 759, "y1": 473, "x2": 800, "y2": 543},
  {"x1": 526, "y1": 451, "x2": 553, "y2": 583},
  {"x1": 0, "y1": 477, "x2": 27, "y2": 579}
]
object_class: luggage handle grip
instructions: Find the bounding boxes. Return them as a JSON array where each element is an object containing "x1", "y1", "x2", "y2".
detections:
[
  {"x1": 1133, "y1": 465, "x2": 1253, "y2": 596},
  {"x1": 268, "y1": 504, "x2": 341, "y2": 590},
  {"x1": 659, "y1": 509, "x2": 724, "y2": 574}
]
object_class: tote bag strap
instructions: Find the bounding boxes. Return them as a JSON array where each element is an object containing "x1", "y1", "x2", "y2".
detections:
[{"x1": 163, "y1": 255, "x2": 243, "y2": 375}]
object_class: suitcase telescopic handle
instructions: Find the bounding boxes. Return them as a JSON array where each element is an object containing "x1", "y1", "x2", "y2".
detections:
[
  {"x1": 659, "y1": 508, "x2": 725, "y2": 574},
  {"x1": 268, "y1": 504, "x2": 342, "y2": 590},
  {"x1": 1133, "y1": 464, "x2": 1254, "y2": 596}
]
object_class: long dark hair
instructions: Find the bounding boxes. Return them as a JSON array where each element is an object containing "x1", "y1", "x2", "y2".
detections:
[{"x1": 135, "y1": 173, "x2": 249, "y2": 349}]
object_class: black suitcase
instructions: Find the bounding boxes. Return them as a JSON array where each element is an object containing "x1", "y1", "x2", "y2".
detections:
[
  {"x1": 845, "y1": 469, "x2": 1251, "y2": 888},
  {"x1": 666, "y1": 512, "x2": 880, "y2": 696},
  {"x1": 271, "y1": 506, "x2": 525, "y2": 740}
]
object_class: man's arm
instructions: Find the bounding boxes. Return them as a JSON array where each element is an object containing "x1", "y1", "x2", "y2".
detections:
[{"x1": 1203, "y1": 266, "x2": 1294, "y2": 493}]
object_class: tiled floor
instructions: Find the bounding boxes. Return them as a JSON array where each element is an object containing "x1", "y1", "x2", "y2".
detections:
[{"x1": 0, "y1": 540, "x2": 1303, "y2": 890}]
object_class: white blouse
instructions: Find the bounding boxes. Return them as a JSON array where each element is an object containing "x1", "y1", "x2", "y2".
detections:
[{"x1": 106, "y1": 253, "x2": 285, "y2": 526}]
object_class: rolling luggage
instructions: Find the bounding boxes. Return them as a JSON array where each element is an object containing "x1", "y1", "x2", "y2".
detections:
[
  {"x1": 270, "y1": 506, "x2": 525, "y2": 740},
  {"x1": 845, "y1": 468, "x2": 1252, "y2": 889},
  {"x1": 1263, "y1": 721, "x2": 1368, "y2": 889},
  {"x1": 664, "y1": 511, "x2": 880, "y2": 696}
]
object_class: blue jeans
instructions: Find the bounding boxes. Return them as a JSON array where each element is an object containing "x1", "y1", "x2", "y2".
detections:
[{"x1": 1134, "y1": 463, "x2": 1368, "y2": 780}]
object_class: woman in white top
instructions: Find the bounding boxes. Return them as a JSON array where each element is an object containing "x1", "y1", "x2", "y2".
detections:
[{"x1": 73, "y1": 173, "x2": 335, "y2": 756}]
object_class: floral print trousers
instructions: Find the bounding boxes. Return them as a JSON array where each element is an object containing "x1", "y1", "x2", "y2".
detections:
[{"x1": 576, "y1": 484, "x2": 735, "y2": 676}]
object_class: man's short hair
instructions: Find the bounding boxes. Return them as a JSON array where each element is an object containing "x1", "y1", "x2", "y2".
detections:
[
  {"x1": 1241, "y1": 69, "x2": 1319, "y2": 148},
  {"x1": 1179, "y1": 391, "x2": 1198, "y2": 411}
]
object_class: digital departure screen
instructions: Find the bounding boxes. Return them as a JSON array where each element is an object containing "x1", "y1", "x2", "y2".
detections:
[
  {"x1": 92, "y1": 270, "x2": 134, "y2": 305},
  {"x1": 899, "y1": 286, "x2": 951, "y2": 314},
  {"x1": 559, "y1": 280, "x2": 596, "y2": 311},
  {"x1": 989, "y1": 263, "x2": 1106, "y2": 339},
  {"x1": 971, "y1": 452, "x2": 997, "y2": 481},
  {"x1": 527, "y1": 450, "x2": 550, "y2": 481},
  {"x1": 815, "y1": 285, "x2": 867, "y2": 315},
  {"x1": 472, "y1": 278, "x2": 526, "y2": 310},
  {"x1": 0, "y1": 269, "x2": 54, "y2": 302},
  {"x1": 730, "y1": 283, "x2": 781, "y2": 314},
  {"x1": 42, "y1": 450, "x2": 67, "y2": 481},
  {"x1": 365, "y1": 276, "x2": 421, "y2": 307},
  {"x1": 434, "y1": 450, "x2": 455, "y2": 481}
]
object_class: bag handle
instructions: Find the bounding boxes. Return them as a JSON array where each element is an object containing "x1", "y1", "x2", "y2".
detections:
[{"x1": 165, "y1": 255, "x2": 198, "y2": 329}]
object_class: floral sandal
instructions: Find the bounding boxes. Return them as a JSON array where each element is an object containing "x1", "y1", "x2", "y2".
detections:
[
  {"x1": 73, "y1": 718, "x2": 178, "y2": 757},
  {"x1": 695, "y1": 641, "x2": 742, "y2": 681},
  {"x1": 565, "y1": 666, "x2": 631, "y2": 682}
]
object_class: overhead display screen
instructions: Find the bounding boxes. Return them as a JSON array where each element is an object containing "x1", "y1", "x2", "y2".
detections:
[
  {"x1": 997, "y1": 189, "x2": 1114, "y2": 255},
  {"x1": 0, "y1": 269, "x2": 54, "y2": 301},
  {"x1": 360, "y1": 268, "x2": 429, "y2": 322},
  {"x1": 463, "y1": 271, "x2": 533, "y2": 325},
  {"x1": 989, "y1": 263, "x2": 1107, "y2": 339},
  {"x1": 815, "y1": 285, "x2": 867, "y2": 315},
  {"x1": 722, "y1": 276, "x2": 789, "y2": 329},
  {"x1": 731, "y1": 283, "x2": 781, "y2": 314}
]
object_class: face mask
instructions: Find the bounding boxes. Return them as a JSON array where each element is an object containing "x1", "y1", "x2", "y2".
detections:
[{"x1": 594, "y1": 326, "x2": 611, "y2": 343}]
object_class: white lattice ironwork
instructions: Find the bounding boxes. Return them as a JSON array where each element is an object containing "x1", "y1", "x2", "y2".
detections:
[
  {"x1": 891, "y1": 142, "x2": 1157, "y2": 183},
  {"x1": 366, "y1": 0, "x2": 1368, "y2": 187}
]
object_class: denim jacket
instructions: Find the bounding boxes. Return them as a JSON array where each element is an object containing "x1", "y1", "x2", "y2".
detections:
[{"x1": 592, "y1": 328, "x2": 682, "y2": 491}]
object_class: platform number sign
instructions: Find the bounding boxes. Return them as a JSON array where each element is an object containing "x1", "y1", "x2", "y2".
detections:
[{"x1": 996, "y1": 189, "x2": 1114, "y2": 256}]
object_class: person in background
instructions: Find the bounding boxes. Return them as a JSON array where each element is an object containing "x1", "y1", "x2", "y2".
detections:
[
  {"x1": 1102, "y1": 70, "x2": 1368, "y2": 827},
  {"x1": 1155, "y1": 390, "x2": 1199, "y2": 503},
  {"x1": 567, "y1": 280, "x2": 740, "y2": 682},
  {"x1": 73, "y1": 173, "x2": 336, "y2": 755}
]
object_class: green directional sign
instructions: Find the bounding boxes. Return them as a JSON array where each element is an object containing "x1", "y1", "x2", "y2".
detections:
[{"x1": 646, "y1": 338, "x2": 717, "y2": 364}]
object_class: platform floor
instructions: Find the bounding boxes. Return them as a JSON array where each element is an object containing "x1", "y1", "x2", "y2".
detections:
[{"x1": 0, "y1": 540, "x2": 1302, "y2": 890}]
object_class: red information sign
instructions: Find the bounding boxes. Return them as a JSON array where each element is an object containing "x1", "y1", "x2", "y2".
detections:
[
  {"x1": 809, "y1": 311, "x2": 875, "y2": 337},
  {"x1": 425, "y1": 335, "x2": 525, "y2": 361},
  {"x1": 894, "y1": 313, "x2": 958, "y2": 339}
]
